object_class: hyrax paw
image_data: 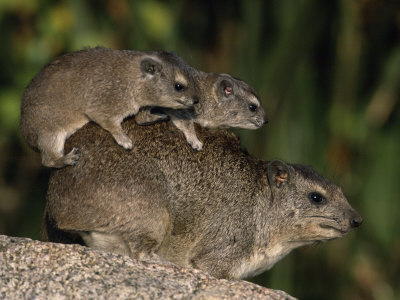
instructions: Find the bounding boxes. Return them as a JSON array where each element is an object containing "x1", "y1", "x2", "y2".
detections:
[
  {"x1": 64, "y1": 147, "x2": 80, "y2": 165},
  {"x1": 189, "y1": 139, "x2": 203, "y2": 151},
  {"x1": 115, "y1": 135, "x2": 133, "y2": 150}
]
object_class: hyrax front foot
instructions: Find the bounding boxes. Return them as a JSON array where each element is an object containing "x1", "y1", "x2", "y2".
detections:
[
  {"x1": 99, "y1": 122, "x2": 133, "y2": 150},
  {"x1": 63, "y1": 147, "x2": 80, "y2": 165},
  {"x1": 41, "y1": 147, "x2": 80, "y2": 168},
  {"x1": 171, "y1": 119, "x2": 203, "y2": 151},
  {"x1": 113, "y1": 132, "x2": 133, "y2": 150},
  {"x1": 91, "y1": 118, "x2": 133, "y2": 150},
  {"x1": 187, "y1": 137, "x2": 203, "y2": 151}
]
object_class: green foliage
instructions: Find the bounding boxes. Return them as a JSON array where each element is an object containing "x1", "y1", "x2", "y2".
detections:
[{"x1": 0, "y1": 0, "x2": 399, "y2": 299}]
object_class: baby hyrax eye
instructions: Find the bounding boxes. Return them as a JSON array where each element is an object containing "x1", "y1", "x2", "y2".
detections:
[
  {"x1": 249, "y1": 104, "x2": 258, "y2": 112},
  {"x1": 308, "y1": 192, "x2": 326, "y2": 205},
  {"x1": 174, "y1": 82, "x2": 185, "y2": 92}
]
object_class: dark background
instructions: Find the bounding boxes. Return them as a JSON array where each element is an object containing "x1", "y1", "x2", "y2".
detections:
[{"x1": 1, "y1": 1, "x2": 399, "y2": 299}]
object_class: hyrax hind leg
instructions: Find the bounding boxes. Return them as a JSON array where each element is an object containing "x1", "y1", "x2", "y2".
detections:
[
  {"x1": 78, "y1": 231, "x2": 168, "y2": 264},
  {"x1": 38, "y1": 131, "x2": 80, "y2": 168},
  {"x1": 77, "y1": 208, "x2": 171, "y2": 260},
  {"x1": 79, "y1": 231, "x2": 131, "y2": 256},
  {"x1": 123, "y1": 205, "x2": 172, "y2": 260}
]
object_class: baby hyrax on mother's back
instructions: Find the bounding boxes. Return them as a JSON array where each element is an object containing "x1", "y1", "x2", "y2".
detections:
[
  {"x1": 135, "y1": 71, "x2": 268, "y2": 150},
  {"x1": 20, "y1": 47, "x2": 199, "y2": 168}
]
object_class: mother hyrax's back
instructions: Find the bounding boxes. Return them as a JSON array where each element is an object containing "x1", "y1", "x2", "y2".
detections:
[{"x1": 20, "y1": 47, "x2": 198, "y2": 168}]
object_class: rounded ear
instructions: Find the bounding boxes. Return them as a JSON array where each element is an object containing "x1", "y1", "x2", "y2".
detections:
[
  {"x1": 140, "y1": 58, "x2": 162, "y2": 76},
  {"x1": 267, "y1": 160, "x2": 290, "y2": 188},
  {"x1": 219, "y1": 79, "x2": 233, "y2": 98}
]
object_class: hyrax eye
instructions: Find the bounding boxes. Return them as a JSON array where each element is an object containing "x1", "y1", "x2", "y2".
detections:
[
  {"x1": 308, "y1": 192, "x2": 326, "y2": 205},
  {"x1": 174, "y1": 83, "x2": 185, "y2": 92},
  {"x1": 249, "y1": 104, "x2": 258, "y2": 112}
]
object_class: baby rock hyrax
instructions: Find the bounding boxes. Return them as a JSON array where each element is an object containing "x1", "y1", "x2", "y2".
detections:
[
  {"x1": 135, "y1": 71, "x2": 268, "y2": 150},
  {"x1": 20, "y1": 47, "x2": 199, "y2": 168},
  {"x1": 43, "y1": 120, "x2": 362, "y2": 279}
]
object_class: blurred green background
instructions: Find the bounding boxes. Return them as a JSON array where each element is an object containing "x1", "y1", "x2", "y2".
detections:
[{"x1": 1, "y1": 0, "x2": 399, "y2": 299}]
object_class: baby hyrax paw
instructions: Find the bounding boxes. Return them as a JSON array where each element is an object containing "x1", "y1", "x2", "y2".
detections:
[
  {"x1": 115, "y1": 134, "x2": 133, "y2": 150},
  {"x1": 64, "y1": 147, "x2": 80, "y2": 165},
  {"x1": 188, "y1": 138, "x2": 203, "y2": 151}
]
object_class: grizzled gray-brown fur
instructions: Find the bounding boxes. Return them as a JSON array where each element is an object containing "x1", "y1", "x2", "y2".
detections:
[
  {"x1": 20, "y1": 47, "x2": 199, "y2": 168},
  {"x1": 43, "y1": 119, "x2": 362, "y2": 279},
  {"x1": 135, "y1": 71, "x2": 268, "y2": 150}
]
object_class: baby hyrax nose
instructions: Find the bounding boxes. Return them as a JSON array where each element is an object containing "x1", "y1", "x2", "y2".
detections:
[
  {"x1": 193, "y1": 97, "x2": 199, "y2": 105},
  {"x1": 350, "y1": 215, "x2": 363, "y2": 228}
]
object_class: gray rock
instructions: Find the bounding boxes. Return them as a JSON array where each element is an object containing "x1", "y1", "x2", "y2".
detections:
[{"x1": 0, "y1": 235, "x2": 296, "y2": 299}]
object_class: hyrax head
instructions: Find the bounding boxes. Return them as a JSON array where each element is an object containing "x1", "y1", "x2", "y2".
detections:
[
  {"x1": 140, "y1": 51, "x2": 199, "y2": 109},
  {"x1": 195, "y1": 72, "x2": 268, "y2": 129},
  {"x1": 266, "y1": 160, "x2": 362, "y2": 244}
]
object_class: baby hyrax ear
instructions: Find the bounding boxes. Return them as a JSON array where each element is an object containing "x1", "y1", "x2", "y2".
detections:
[
  {"x1": 140, "y1": 57, "x2": 162, "y2": 76},
  {"x1": 267, "y1": 160, "x2": 290, "y2": 188},
  {"x1": 219, "y1": 79, "x2": 234, "y2": 98}
]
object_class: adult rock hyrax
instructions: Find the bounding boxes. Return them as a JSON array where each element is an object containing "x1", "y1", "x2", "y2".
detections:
[
  {"x1": 43, "y1": 119, "x2": 362, "y2": 280},
  {"x1": 20, "y1": 47, "x2": 199, "y2": 168},
  {"x1": 135, "y1": 71, "x2": 268, "y2": 150}
]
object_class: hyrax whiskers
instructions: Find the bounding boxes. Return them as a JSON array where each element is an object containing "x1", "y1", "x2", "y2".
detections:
[
  {"x1": 20, "y1": 47, "x2": 199, "y2": 168},
  {"x1": 135, "y1": 71, "x2": 268, "y2": 150},
  {"x1": 43, "y1": 120, "x2": 362, "y2": 279}
]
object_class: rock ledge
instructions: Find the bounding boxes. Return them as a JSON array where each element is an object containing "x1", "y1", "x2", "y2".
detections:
[{"x1": 0, "y1": 235, "x2": 295, "y2": 299}]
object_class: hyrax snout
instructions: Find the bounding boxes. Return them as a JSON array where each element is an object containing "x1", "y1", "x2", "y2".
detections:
[
  {"x1": 43, "y1": 120, "x2": 362, "y2": 280},
  {"x1": 20, "y1": 47, "x2": 198, "y2": 168},
  {"x1": 135, "y1": 70, "x2": 267, "y2": 150}
]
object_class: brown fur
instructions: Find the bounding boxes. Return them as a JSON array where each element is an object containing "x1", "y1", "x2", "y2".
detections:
[{"x1": 43, "y1": 119, "x2": 362, "y2": 279}]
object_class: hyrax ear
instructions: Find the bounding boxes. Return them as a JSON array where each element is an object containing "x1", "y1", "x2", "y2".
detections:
[
  {"x1": 267, "y1": 160, "x2": 290, "y2": 188},
  {"x1": 219, "y1": 79, "x2": 234, "y2": 98},
  {"x1": 140, "y1": 58, "x2": 162, "y2": 76}
]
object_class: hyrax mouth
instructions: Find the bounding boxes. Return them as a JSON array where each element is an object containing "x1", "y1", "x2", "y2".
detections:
[
  {"x1": 250, "y1": 119, "x2": 264, "y2": 128},
  {"x1": 319, "y1": 224, "x2": 348, "y2": 234},
  {"x1": 176, "y1": 99, "x2": 193, "y2": 107}
]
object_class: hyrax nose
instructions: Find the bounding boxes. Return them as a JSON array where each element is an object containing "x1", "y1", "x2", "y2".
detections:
[
  {"x1": 350, "y1": 215, "x2": 363, "y2": 228},
  {"x1": 263, "y1": 116, "x2": 269, "y2": 125},
  {"x1": 193, "y1": 97, "x2": 199, "y2": 105}
]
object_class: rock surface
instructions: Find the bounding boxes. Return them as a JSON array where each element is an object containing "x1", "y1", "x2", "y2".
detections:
[{"x1": 0, "y1": 235, "x2": 296, "y2": 299}]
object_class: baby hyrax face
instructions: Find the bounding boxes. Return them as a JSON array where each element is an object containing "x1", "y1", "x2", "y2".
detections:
[
  {"x1": 142, "y1": 52, "x2": 199, "y2": 109},
  {"x1": 134, "y1": 71, "x2": 267, "y2": 151},
  {"x1": 267, "y1": 161, "x2": 362, "y2": 244},
  {"x1": 195, "y1": 72, "x2": 268, "y2": 129}
]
